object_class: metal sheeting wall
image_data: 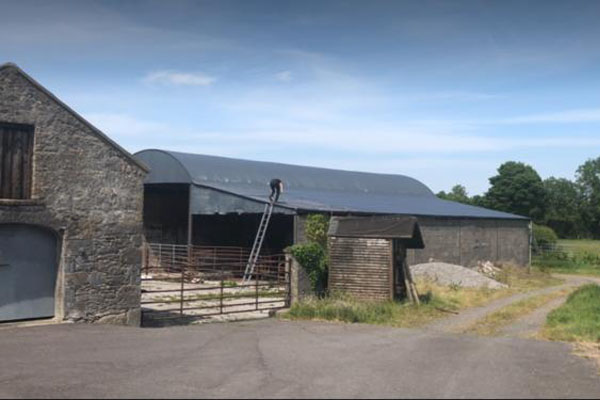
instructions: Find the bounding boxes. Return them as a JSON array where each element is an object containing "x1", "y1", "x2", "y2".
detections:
[
  {"x1": 190, "y1": 185, "x2": 293, "y2": 215},
  {"x1": 407, "y1": 217, "x2": 530, "y2": 267}
]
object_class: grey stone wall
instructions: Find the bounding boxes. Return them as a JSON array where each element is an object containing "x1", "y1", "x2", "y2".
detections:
[
  {"x1": 0, "y1": 66, "x2": 146, "y2": 325},
  {"x1": 286, "y1": 252, "x2": 313, "y2": 304},
  {"x1": 407, "y1": 217, "x2": 530, "y2": 267}
]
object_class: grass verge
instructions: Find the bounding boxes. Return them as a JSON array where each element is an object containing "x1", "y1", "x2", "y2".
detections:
[
  {"x1": 539, "y1": 284, "x2": 600, "y2": 371},
  {"x1": 461, "y1": 288, "x2": 573, "y2": 336},
  {"x1": 281, "y1": 267, "x2": 563, "y2": 328},
  {"x1": 540, "y1": 284, "x2": 600, "y2": 342}
]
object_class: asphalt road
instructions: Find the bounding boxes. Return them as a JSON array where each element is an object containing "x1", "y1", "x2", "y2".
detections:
[{"x1": 1, "y1": 319, "x2": 599, "y2": 399}]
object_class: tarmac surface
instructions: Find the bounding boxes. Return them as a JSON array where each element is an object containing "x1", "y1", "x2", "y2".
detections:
[{"x1": 1, "y1": 319, "x2": 599, "y2": 399}]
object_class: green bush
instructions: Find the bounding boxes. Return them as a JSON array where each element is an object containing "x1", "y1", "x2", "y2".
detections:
[
  {"x1": 304, "y1": 214, "x2": 330, "y2": 247},
  {"x1": 290, "y1": 242, "x2": 329, "y2": 294},
  {"x1": 533, "y1": 224, "x2": 558, "y2": 250},
  {"x1": 289, "y1": 214, "x2": 331, "y2": 294}
]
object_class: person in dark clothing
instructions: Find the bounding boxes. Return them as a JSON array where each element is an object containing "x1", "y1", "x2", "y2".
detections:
[{"x1": 269, "y1": 178, "x2": 284, "y2": 202}]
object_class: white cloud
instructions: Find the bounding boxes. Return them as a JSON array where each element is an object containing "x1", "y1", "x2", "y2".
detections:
[
  {"x1": 275, "y1": 70, "x2": 293, "y2": 82},
  {"x1": 143, "y1": 70, "x2": 216, "y2": 86}
]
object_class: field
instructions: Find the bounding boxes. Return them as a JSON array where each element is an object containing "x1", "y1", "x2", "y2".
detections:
[{"x1": 533, "y1": 239, "x2": 600, "y2": 276}]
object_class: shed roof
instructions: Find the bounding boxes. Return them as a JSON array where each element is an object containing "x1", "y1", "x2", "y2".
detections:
[
  {"x1": 328, "y1": 216, "x2": 425, "y2": 249},
  {"x1": 134, "y1": 149, "x2": 527, "y2": 220}
]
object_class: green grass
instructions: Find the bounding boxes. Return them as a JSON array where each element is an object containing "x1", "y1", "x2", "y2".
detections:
[
  {"x1": 281, "y1": 291, "x2": 453, "y2": 328},
  {"x1": 558, "y1": 239, "x2": 600, "y2": 255},
  {"x1": 533, "y1": 239, "x2": 600, "y2": 277},
  {"x1": 541, "y1": 284, "x2": 600, "y2": 342}
]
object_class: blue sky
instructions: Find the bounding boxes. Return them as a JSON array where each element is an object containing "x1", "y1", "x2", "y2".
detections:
[{"x1": 2, "y1": 0, "x2": 600, "y2": 194}]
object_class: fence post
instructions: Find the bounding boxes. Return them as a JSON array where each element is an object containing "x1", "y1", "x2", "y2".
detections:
[
  {"x1": 220, "y1": 263, "x2": 224, "y2": 315},
  {"x1": 180, "y1": 255, "x2": 185, "y2": 316},
  {"x1": 285, "y1": 255, "x2": 291, "y2": 308},
  {"x1": 255, "y1": 271, "x2": 259, "y2": 311}
]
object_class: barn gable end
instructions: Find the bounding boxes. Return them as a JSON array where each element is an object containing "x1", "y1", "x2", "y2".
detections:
[{"x1": 0, "y1": 63, "x2": 146, "y2": 325}]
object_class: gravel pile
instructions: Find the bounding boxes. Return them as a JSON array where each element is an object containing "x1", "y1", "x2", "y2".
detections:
[{"x1": 410, "y1": 262, "x2": 507, "y2": 289}]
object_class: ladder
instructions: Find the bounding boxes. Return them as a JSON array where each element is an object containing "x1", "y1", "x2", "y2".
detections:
[{"x1": 242, "y1": 199, "x2": 275, "y2": 283}]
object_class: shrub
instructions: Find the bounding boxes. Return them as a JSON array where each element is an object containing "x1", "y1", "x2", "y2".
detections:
[
  {"x1": 290, "y1": 242, "x2": 329, "y2": 294},
  {"x1": 304, "y1": 214, "x2": 330, "y2": 248},
  {"x1": 533, "y1": 224, "x2": 558, "y2": 251},
  {"x1": 289, "y1": 214, "x2": 331, "y2": 294}
]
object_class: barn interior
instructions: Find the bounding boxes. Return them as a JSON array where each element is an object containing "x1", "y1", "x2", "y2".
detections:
[{"x1": 143, "y1": 183, "x2": 295, "y2": 253}]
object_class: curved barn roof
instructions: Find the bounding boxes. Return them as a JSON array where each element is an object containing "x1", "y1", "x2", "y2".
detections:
[{"x1": 135, "y1": 149, "x2": 527, "y2": 220}]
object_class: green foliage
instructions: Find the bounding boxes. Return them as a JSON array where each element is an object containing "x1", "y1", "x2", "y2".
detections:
[
  {"x1": 437, "y1": 184, "x2": 472, "y2": 205},
  {"x1": 576, "y1": 157, "x2": 600, "y2": 238},
  {"x1": 543, "y1": 177, "x2": 583, "y2": 238},
  {"x1": 485, "y1": 161, "x2": 546, "y2": 222},
  {"x1": 290, "y1": 242, "x2": 329, "y2": 294},
  {"x1": 532, "y1": 240, "x2": 600, "y2": 276},
  {"x1": 533, "y1": 224, "x2": 558, "y2": 250},
  {"x1": 544, "y1": 284, "x2": 600, "y2": 342},
  {"x1": 304, "y1": 214, "x2": 330, "y2": 247},
  {"x1": 290, "y1": 214, "x2": 331, "y2": 294}
]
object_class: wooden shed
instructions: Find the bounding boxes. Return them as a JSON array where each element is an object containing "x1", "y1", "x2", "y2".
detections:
[{"x1": 328, "y1": 216, "x2": 425, "y2": 301}]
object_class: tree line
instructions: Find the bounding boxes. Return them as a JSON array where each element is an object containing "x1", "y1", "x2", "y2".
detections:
[{"x1": 437, "y1": 157, "x2": 600, "y2": 239}]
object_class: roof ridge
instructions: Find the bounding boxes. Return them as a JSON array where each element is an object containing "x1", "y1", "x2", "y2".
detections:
[{"x1": 0, "y1": 62, "x2": 149, "y2": 172}]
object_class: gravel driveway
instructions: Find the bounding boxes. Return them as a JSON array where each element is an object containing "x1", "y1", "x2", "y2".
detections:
[{"x1": 1, "y1": 319, "x2": 599, "y2": 398}]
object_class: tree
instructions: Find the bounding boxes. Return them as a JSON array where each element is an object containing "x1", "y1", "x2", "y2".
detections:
[
  {"x1": 543, "y1": 177, "x2": 583, "y2": 238},
  {"x1": 576, "y1": 157, "x2": 600, "y2": 238},
  {"x1": 437, "y1": 184, "x2": 471, "y2": 205},
  {"x1": 484, "y1": 161, "x2": 546, "y2": 222}
]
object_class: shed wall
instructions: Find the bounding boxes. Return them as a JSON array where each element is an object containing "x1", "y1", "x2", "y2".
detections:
[
  {"x1": 0, "y1": 66, "x2": 145, "y2": 325},
  {"x1": 407, "y1": 217, "x2": 530, "y2": 267},
  {"x1": 329, "y1": 237, "x2": 392, "y2": 301}
]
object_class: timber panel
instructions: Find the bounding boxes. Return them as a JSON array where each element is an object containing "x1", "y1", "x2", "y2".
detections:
[
  {"x1": 0, "y1": 122, "x2": 34, "y2": 199},
  {"x1": 329, "y1": 237, "x2": 392, "y2": 301}
]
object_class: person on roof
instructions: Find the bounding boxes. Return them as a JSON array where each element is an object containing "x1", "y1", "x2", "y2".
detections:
[{"x1": 269, "y1": 178, "x2": 284, "y2": 203}]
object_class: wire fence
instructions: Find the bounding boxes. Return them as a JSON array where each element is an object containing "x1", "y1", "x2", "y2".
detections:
[{"x1": 532, "y1": 242, "x2": 600, "y2": 269}]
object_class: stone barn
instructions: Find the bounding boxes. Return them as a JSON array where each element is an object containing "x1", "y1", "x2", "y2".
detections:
[
  {"x1": 134, "y1": 149, "x2": 531, "y2": 267},
  {"x1": 0, "y1": 63, "x2": 147, "y2": 325},
  {"x1": 328, "y1": 216, "x2": 424, "y2": 301}
]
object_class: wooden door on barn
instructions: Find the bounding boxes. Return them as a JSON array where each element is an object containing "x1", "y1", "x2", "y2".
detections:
[{"x1": 0, "y1": 224, "x2": 59, "y2": 322}]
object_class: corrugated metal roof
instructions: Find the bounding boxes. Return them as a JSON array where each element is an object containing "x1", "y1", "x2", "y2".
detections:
[{"x1": 134, "y1": 149, "x2": 527, "y2": 220}]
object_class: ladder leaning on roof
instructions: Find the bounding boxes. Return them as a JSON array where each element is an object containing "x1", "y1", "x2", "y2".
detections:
[{"x1": 242, "y1": 199, "x2": 275, "y2": 284}]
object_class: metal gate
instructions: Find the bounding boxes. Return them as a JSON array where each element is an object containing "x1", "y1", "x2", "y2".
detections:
[
  {"x1": 141, "y1": 243, "x2": 290, "y2": 325},
  {"x1": 0, "y1": 224, "x2": 58, "y2": 322}
]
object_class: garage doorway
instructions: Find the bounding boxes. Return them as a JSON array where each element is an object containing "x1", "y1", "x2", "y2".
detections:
[{"x1": 0, "y1": 224, "x2": 59, "y2": 322}]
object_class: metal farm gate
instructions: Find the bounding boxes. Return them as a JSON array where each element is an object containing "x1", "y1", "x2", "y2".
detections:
[{"x1": 141, "y1": 243, "x2": 290, "y2": 325}]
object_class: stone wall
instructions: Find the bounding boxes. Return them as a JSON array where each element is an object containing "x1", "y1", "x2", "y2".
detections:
[
  {"x1": 407, "y1": 217, "x2": 530, "y2": 267},
  {"x1": 0, "y1": 65, "x2": 146, "y2": 325}
]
